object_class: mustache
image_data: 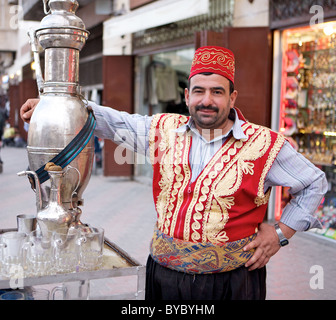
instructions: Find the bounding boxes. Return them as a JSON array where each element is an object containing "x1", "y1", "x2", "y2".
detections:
[{"x1": 195, "y1": 105, "x2": 219, "y2": 112}]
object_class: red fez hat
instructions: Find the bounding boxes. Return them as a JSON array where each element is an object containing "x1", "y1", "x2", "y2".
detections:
[{"x1": 189, "y1": 46, "x2": 235, "y2": 83}]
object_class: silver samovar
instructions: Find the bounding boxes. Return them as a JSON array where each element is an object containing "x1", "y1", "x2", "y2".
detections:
[{"x1": 18, "y1": 0, "x2": 95, "y2": 237}]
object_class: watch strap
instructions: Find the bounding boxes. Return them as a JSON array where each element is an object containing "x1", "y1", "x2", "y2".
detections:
[{"x1": 274, "y1": 223, "x2": 289, "y2": 246}]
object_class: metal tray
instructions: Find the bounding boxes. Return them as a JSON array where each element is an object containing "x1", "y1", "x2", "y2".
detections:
[{"x1": 0, "y1": 229, "x2": 145, "y2": 299}]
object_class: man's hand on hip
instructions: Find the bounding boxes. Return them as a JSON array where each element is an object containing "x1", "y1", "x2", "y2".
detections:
[{"x1": 243, "y1": 222, "x2": 295, "y2": 271}]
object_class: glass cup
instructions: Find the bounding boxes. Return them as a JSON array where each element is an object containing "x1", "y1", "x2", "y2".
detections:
[
  {"x1": 26, "y1": 288, "x2": 50, "y2": 300},
  {"x1": 78, "y1": 227, "x2": 104, "y2": 271},
  {"x1": 0, "y1": 232, "x2": 27, "y2": 278},
  {"x1": 16, "y1": 214, "x2": 37, "y2": 235},
  {"x1": 51, "y1": 280, "x2": 89, "y2": 300},
  {"x1": 52, "y1": 228, "x2": 81, "y2": 274},
  {"x1": 23, "y1": 230, "x2": 54, "y2": 277}
]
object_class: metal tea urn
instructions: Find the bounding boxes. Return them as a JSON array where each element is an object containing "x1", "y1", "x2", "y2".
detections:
[{"x1": 18, "y1": 0, "x2": 95, "y2": 236}]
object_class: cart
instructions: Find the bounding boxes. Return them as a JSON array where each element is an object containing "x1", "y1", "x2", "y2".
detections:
[{"x1": 0, "y1": 228, "x2": 146, "y2": 300}]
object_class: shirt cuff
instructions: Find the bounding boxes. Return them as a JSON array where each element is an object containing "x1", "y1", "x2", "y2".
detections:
[{"x1": 280, "y1": 205, "x2": 323, "y2": 231}]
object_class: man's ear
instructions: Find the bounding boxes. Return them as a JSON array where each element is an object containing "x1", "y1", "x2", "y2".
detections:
[
  {"x1": 184, "y1": 88, "x2": 189, "y2": 107},
  {"x1": 230, "y1": 90, "x2": 238, "y2": 108}
]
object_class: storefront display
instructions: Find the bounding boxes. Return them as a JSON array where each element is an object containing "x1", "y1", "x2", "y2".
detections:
[
  {"x1": 140, "y1": 48, "x2": 193, "y2": 116},
  {"x1": 134, "y1": 48, "x2": 194, "y2": 178},
  {"x1": 278, "y1": 21, "x2": 336, "y2": 239}
]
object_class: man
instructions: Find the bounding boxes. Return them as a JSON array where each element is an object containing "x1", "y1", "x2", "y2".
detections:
[{"x1": 20, "y1": 46, "x2": 327, "y2": 300}]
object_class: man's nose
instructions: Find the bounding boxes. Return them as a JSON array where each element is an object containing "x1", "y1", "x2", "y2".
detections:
[{"x1": 201, "y1": 91, "x2": 212, "y2": 106}]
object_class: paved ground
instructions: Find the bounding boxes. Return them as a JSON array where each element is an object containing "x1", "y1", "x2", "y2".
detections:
[{"x1": 1, "y1": 146, "x2": 336, "y2": 300}]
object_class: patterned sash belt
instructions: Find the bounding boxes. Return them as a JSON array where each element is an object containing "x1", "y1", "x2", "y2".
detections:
[{"x1": 150, "y1": 229, "x2": 256, "y2": 274}]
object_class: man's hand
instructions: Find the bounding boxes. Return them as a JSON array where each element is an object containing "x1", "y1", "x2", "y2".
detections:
[
  {"x1": 20, "y1": 98, "x2": 39, "y2": 123},
  {"x1": 243, "y1": 222, "x2": 295, "y2": 271}
]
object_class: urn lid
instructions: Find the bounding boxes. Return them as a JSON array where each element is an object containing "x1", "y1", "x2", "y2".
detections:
[
  {"x1": 36, "y1": 0, "x2": 89, "y2": 50},
  {"x1": 39, "y1": 0, "x2": 85, "y2": 30}
]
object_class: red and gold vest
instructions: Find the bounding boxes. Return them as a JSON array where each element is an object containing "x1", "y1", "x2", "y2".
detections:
[{"x1": 149, "y1": 111, "x2": 285, "y2": 245}]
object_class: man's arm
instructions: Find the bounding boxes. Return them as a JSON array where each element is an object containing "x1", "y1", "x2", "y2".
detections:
[
  {"x1": 266, "y1": 141, "x2": 328, "y2": 231},
  {"x1": 89, "y1": 102, "x2": 152, "y2": 156},
  {"x1": 243, "y1": 140, "x2": 328, "y2": 271},
  {"x1": 21, "y1": 99, "x2": 153, "y2": 156}
]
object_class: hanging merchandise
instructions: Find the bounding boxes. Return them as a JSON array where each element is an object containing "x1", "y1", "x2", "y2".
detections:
[
  {"x1": 278, "y1": 21, "x2": 336, "y2": 240},
  {"x1": 145, "y1": 61, "x2": 181, "y2": 106},
  {"x1": 141, "y1": 48, "x2": 193, "y2": 118}
]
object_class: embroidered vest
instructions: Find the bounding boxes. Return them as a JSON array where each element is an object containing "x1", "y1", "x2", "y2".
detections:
[{"x1": 149, "y1": 112, "x2": 285, "y2": 245}]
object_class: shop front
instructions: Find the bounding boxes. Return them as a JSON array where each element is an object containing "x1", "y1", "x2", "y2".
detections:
[
  {"x1": 133, "y1": 47, "x2": 194, "y2": 179},
  {"x1": 270, "y1": 1, "x2": 336, "y2": 240}
]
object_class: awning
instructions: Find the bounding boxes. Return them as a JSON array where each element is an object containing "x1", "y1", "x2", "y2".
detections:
[{"x1": 103, "y1": 0, "x2": 209, "y2": 39}]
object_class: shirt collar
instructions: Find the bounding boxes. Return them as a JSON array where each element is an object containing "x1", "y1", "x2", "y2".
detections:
[{"x1": 175, "y1": 108, "x2": 247, "y2": 142}]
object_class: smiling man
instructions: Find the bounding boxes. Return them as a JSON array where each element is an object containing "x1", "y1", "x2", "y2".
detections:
[{"x1": 20, "y1": 46, "x2": 327, "y2": 300}]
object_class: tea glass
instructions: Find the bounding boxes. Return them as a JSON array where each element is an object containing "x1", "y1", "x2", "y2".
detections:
[
  {"x1": 0, "y1": 232, "x2": 27, "y2": 278},
  {"x1": 78, "y1": 227, "x2": 104, "y2": 271},
  {"x1": 16, "y1": 214, "x2": 37, "y2": 235},
  {"x1": 26, "y1": 288, "x2": 50, "y2": 300},
  {"x1": 51, "y1": 280, "x2": 89, "y2": 300},
  {"x1": 23, "y1": 230, "x2": 54, "y2": 277},
  {"x1": 53, "y1": 228, "x2": 81, "y2": 274}
]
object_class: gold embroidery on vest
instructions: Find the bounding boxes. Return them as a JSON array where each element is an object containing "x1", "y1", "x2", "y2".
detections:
[
  {"x1": 165, "y1": 132, "x2": 184, "y2": 235},
  {"x1": 183, "y1": 136, "x2": 238, "y2": 242},
  {"x1": 149, "y1": 114, "x2": 161, "y2": 165},
  {"x1": 150, "y1": 115, "x2": 174, "y2": 230},
  {"x1": 185, "y1": 132, "x2": 241, "y2": 242},
  {"x1": 162, "y1": 117, "x2": 185, "y2": 234},
  {"x1": 203, "y1": 143, "x2": 250, "y2": 243},
  {"x1": 150, "y1": 114, "x2": 189, "y2": 235},
  {"x1": 255, "y1": 132, "x2": 285, "y2": 206},
  {"x1": 170, "y1": 131, "x2": 191, "y2": 236},
  {"x1": 155, "y1": 116, "x2": 175, "y2": 230},
  {"x1": 202, "y1": 125, "x2": 272, "y2": 244}
]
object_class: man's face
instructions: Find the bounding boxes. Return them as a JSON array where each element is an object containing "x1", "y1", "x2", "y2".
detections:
[{"x1": 185, "y1": 73, "x2": 237, "y2": 134}]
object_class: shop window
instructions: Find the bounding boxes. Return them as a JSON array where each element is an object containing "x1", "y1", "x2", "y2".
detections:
[
  {"x1": 137, "y1": 47, "x2": 194, "y2": 117},
  {"x1": 278, "y1": 21, "x2": 336, "y2": 240},
  {"x1": 135, "y1": 47, "x2": 194, "y2": 178}
]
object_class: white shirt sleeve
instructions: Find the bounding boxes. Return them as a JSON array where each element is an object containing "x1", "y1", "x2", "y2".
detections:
[
  {"x1": 265, "y1": 140, "x2": 328, "y2": 231},
  {"x1": 89, "y1": 101, "x2": 152, "y2": 157}
]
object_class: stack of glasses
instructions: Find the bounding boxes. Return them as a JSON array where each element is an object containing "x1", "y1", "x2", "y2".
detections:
[{"x1": 0, "y1": 226, "x2": 104, "y2": 279}]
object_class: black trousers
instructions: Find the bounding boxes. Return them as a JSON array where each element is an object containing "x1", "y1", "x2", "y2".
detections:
[{"x1": 145, "y1": 255, "x2": 266, "y2": 300}]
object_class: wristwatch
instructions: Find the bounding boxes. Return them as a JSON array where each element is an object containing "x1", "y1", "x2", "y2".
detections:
[{"x1": 274, "y1": 223, "x2": 289, "y2": 247}]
